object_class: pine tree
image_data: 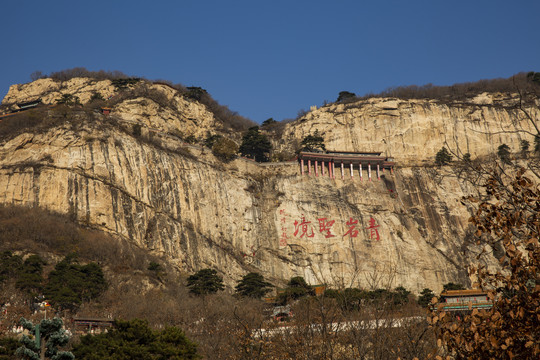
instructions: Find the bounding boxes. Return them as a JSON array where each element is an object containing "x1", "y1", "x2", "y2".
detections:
[
  {"x1": 300, "y1": 130, "x2": 326, "y2": 152},
  {"x1": 72, "y1": 319, "x2": 198, "y2": 359},
  {"x1": 187, "y1": 269, "x2": 224, "y2": 296},
  {"x1": 417, "y1": 288, "x2": 435, "y2": 307},
  {"x1": 44, "y1": 255, "x2": 107, "y2": 311},
  {"x1": 16, "y1": 317, "x2": 73, "y2": 360},
  {"x1": 239, "y1": 126, "x2": 272, "y2": 162},
  {"x1": 235, "y1": 272, "x2": 272, "y2": 298}
]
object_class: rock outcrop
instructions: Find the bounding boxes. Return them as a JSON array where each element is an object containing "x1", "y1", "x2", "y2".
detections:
[
  {"x1": 278, "y1": 95, "x2": 540, "y2": 166},
  {"x1": 1, "y1": 78, "x2": 535, "y2": 293}
]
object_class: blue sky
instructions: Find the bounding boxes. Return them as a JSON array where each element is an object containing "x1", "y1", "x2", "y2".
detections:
[{"x1": 1, "y1": 0, "x2": 539, "y2": 123}]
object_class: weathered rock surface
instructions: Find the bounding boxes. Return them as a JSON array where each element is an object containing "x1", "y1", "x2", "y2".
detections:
[
  {"x1": 1, "y1": 78, "x2": 532, "y2": 293},
  {"x1": 279, "y1": 95, "x2": 540, "y2": 166},
  {"x1": 2, "y1": 78, "x2": 220, "y2": 140}
]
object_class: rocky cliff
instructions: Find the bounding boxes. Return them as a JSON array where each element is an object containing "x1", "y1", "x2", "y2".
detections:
[
  {"x1": 1, "y1": 78, "x2": 536, "y2": 293},
  {"x1": 279, "y1": 94, "x2": 540, "y2": 166}
]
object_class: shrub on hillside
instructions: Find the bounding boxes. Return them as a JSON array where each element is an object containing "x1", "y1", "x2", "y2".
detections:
[
  {"x1": 49, "y1": 67, "x2": 129, "y2": 82},
  {"x1": 212, "y1": 137, "x2": 238, "y2": 162},
  {"x1": 353, "y1": 72, "x2": 540, "y2": 103},
  {"x1": 0, "y1": 205, "x2": 163, "y2": 272}
]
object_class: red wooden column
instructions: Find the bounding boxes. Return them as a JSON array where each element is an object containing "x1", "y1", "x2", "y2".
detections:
[
  {"x1": 359, "y1": 163, "x2": 363, "y2": 181},
  {"x1": 300, "y1": 159, "x2": 305, "y2": 175},
  {"x1": 368, "y1": 163, "x2": 372, "y2": 181},
  {"x1": 341, "y1": 162, "x2": 344, "y2": 179},
  {"x1": 315, "y1": 160, "x2": 318, "y2": 176},
  {"x1": 321, "y1": 161, "x2": 325, "y2": 176},
  {"x1": 377, "y1": 164, "x2": 380, "y2": 180},
  {"x1": 350, "y1": 163, "x2": 354, "y2": 178},
  {"x1": 328, "y1": 161, "x2": 332, "y2": 178},
  {"x1": 308, "y1": 160, "x2": 312, "y2": 175}
]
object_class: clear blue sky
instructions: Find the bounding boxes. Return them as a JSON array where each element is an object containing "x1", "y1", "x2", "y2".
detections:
[{"x1": 1, "y1": 0, "x2": 539, "y2": 123}]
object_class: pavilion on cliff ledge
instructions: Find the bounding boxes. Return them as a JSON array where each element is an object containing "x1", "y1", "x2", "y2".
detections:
[{"x1": 298, "y1": 151, "x2": 395, "y2": 180}]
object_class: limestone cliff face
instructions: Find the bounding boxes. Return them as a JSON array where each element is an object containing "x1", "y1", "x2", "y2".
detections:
[
  {"x1": 279, "y1": 95, "x2": 540, "y2": 166},
  {"x1": 2, "y1": 78, "x2": 527, "y2": 293},
  {"x1": 2, "y1": 78, "x2": 220, "y2": 140}
]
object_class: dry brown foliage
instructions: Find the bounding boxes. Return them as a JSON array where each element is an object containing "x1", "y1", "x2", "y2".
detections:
[
  {"x1": 227, "y1": 297, "x2": 434, "y2": 360},
  {"x1": 0, "y1": 205, "x2": 162, "y2": 272},
  {"x1": 429, "y1": 169, "x2": 540, "y2": 359},
  {"x1": 357, "y1": 72, "x2": 539, "y2": 103}
]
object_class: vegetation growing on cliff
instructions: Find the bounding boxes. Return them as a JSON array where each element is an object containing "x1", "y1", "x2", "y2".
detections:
[
  {"x1": 30, "y1": 67, "x2": 256, "y2": 132},
  {"x1": 435, "y1": 147, "x2": 453, "y2": 166},
  {"x1": 334, "y1": 71, "x2": 540, "y2": 105},
  {"x1": 300, "y1": 130, "x2": 326, "y2": 152},
  {"x1": 239, "y1": 126, "x2": 272, "y2": 162}
]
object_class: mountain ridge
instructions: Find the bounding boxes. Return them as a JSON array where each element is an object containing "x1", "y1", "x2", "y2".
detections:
[{"x1": 1, "y1": 76, "x2": 537, "y2": 292}]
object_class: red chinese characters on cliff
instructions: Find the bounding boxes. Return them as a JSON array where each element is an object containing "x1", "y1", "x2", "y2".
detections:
[
  {"x1": 317, "y1": 218, "x2": 336, "y2": 238},
  {"x1": 366, "y1": 217, "x2": 380, "y2": 241},
  {"x1": 343, "y1": 217, "x2": 359, "y2": 238},
  {"x1": 279, "y1": 209, "x2": 288, "y2": 246},
  {"x1": 293, "y1": 215, "x2": 315, "y2": 238},
  {"x1": 281, "y1": 211, "x2": 382, "y2": 242}
]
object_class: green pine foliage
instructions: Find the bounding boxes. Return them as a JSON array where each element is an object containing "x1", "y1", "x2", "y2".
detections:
[
  {"x1": 277, "y1": 276, "x2": 314, "y2": 304},
  {"x1": 0, "y1": 337, "x2": 19, "y2": 360},
  {"x1": 235, "y1": 272, "x2": 273, "y2": 299},
  {"x1": 15, "y1": 255, "x2": 45, "y2": 297},
  {"x1": 55, "y1": 94, "x2": 81, "y2": 106},
  {"x1": 336, "y1": 91, "x2": 357, "y2": 103},
  {"x1": 239, "y1": 126, "x2": 272, "y2": 162},
  {"x1": 300, "y1": 130, "x2": 326, "y2": 152},
  {"x1": 435, "y1": 147, "x2": 453, "y2": 166},
  {"x1": 186, "y1": 269, "x2": 224, "y2": 296},
  {"x1": 418, "y1": 288, "x2": 435, "y2": 307},
  {"x1": 442, "y1": 282, "x2": 465, "y2": 292},
  {"x1": 16, "y1": 317, "x2": 73, "y2": 360},
  {"x1": 324, "y1": 286, "x2": 412, "y2": 311},
  {"x1": 203, "y1": 133, "x2": 222, "y2": 149},
  {"x1": 0, "y1": 251, "x2": 22, "y2": 283},
  {"x1": 392, "y1": 286, "x2": 411, "y2": 305},
  {"x1": 44, "y1": 255, "x2": 107, "y2": 311},
  {"x1": 261, "y1": 118, "x2": 277, "y2": 127},
  {"x1": 71, "y1": 319, "x2": 199, "y2": 360},
  {"x1": 148, "y1": 261, "x2": 161, "y2": 272}
]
